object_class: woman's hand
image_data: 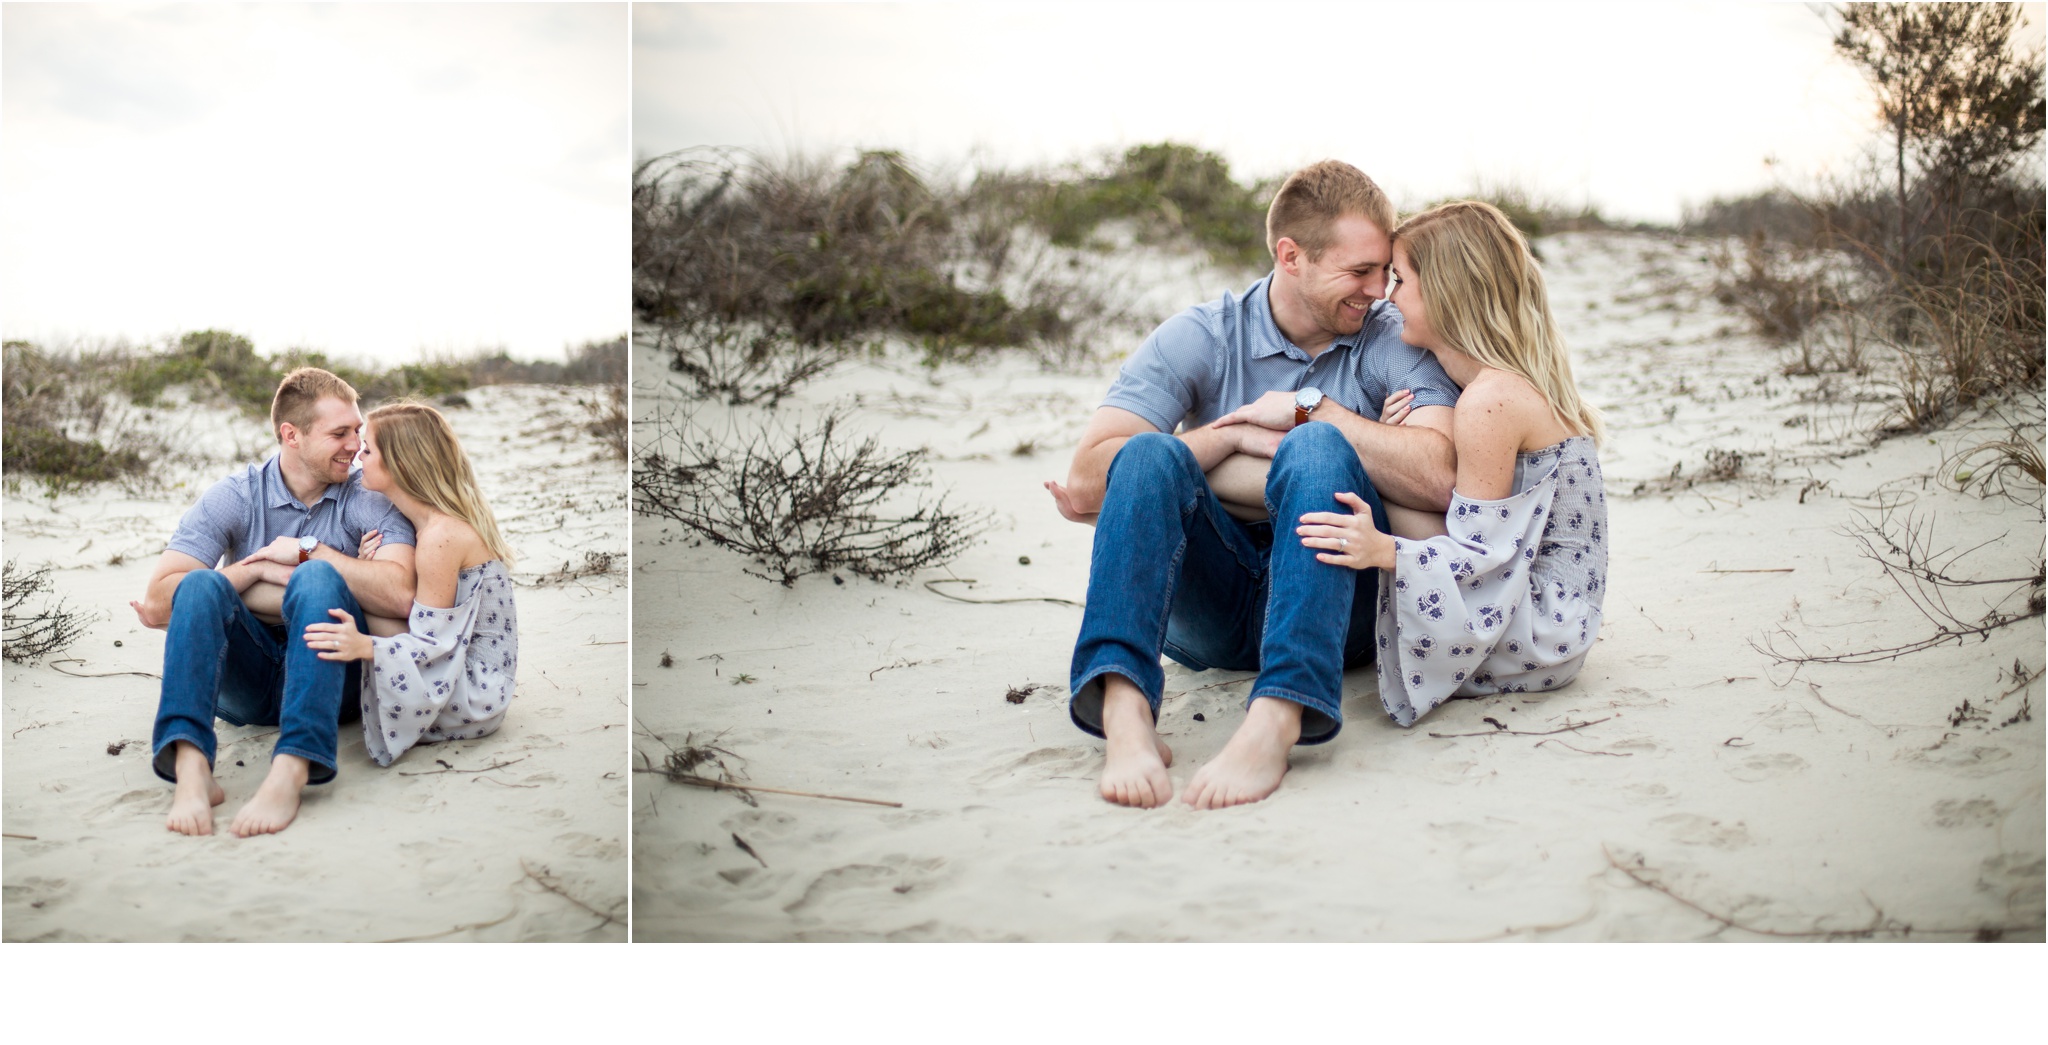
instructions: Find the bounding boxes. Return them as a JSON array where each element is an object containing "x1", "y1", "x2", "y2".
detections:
[
  {"x1": 1297, "y1": 491, "x2": 1397, "y2": 571},
  {"x1": 356, "y1": 530, "x2": 383, "y2": 559},
  {"x1": 304, "y1": 608, "x2": 374, "y2": 662},
  {"x1": 1379, "y1": 389, "x2": 1415, "y2": 426}
]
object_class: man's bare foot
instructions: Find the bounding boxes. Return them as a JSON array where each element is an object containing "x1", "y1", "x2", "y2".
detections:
[
  {"x1": 166, "y1": 741, "x2": 225, "y2": 836},
  {"x1": 1099, "y1": 676, "x2": 1175, "y2": 808},
  {"x1": 229, "y1": 755, "x2": 311, "y2": 837},
  {"x1": 1184, "y1": 697, "x2": 1302, "y2": 810}
]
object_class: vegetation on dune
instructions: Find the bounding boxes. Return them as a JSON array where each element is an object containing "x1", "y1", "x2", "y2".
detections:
[
  {"x1": 1690, "y1": 2, "x2": 2044, "y2": 437},
  {"x1": 2, "y1": 333, "x2": 626, "y2": 492}
]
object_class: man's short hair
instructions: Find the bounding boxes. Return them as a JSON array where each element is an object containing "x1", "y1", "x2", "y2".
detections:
[
  {"x1": 1265, "y1": 160, "x2": 1397, "y2": 261},
  {"x1": 270, "y1": 367, "x2": 359, "y2": 441}
]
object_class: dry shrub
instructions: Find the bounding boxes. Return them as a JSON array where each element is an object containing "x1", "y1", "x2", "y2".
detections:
[
  {"x1": 653, "y1": 321, "x2": 841, "y2": 408},
  {"x1": 3, "y1": 561, "x2": 94, "y2": 664},
  {"x1": 632, "y1": 407, "x2": 987, "y2": 587}
]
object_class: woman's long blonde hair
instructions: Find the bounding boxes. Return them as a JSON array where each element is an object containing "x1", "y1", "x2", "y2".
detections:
[
  {"x1": 366, "y1": 401, "x2": 515, "y2": 565},
  {"x1": 1394, "y1": 201, "x2": 1604, "y2": 445}
]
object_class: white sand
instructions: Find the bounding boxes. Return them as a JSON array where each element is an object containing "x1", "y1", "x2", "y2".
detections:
[
  {"x1": 631, "y1": 232, "x2": 2044, "y2": 941},
  {"x1": 3, "y1": 384, "x2": 628, "y2": 942}
]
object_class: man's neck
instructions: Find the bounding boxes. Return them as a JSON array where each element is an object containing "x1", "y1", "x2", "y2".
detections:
[
  {"x1": 1265, "y1": 274, "x2": 1336, "y2": 359},
  {"x1": 276, "y1": 453, "x2": 332, "y2": 509}
]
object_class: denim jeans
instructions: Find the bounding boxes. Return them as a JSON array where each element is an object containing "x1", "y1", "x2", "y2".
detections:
[
  {"x1": 1068, "y1": 422, "x2": 1389, "y2": 744},
  {"x1": 150, "y1": 560, "x2": 363, "y2": 785}
]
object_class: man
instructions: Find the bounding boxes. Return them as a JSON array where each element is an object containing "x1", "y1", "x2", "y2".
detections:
[
  {"x1": 1046, "y1": 160, "x2": 1461, "y2": 809},
  {"x1": 131, "y1": 367, "x2": 417, "y2": 837}
]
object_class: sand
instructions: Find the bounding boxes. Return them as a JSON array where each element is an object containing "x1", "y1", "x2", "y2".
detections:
[
  {"x1": 2, "y1": 383, "x2": 628, "y2": 942},
  {"x1": 630, "y1": 231, "x2": 2044, "y2": 942}
]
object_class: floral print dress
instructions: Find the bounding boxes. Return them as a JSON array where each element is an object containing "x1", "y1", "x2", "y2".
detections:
[
  {"x1": 1374, "y1": 436, "x2": 1608, "y2": 726},
  {"x1": 361, "y1": 560, "x2": 519, "y2": 766}
]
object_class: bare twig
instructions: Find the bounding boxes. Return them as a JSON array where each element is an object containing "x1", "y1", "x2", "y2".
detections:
[
  {"x1": 48, "y1": 659, "x2": 159, "y2": 680},
  {"x1": 398, "y1": 756, "x2": 530, "y2": 777},
  {"x1": 1603, "y1": 845, "x2": 2023, "y2": 939},
  {"x1": 923, "y1": 578, "x2": 1082, "y2": 608},
  {"x1": 377, "y1": 906, "x2": 518, "y2": 943},
  {"x1": 1536, "y1": 739, "x2": 1632, "y2": 757},
  {"x1": 1428, "y1": 716, "x2": 1613, "y2": 739},
  {"x1": 520, "y1": 859, "x2": 623, "y2": 931},
  {"x1": 634, "y1": 769, "x2": 902, "y2": 807}
]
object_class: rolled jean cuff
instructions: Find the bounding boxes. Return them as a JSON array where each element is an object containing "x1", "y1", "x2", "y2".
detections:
[
  {"x1": 1068, "y1": 664, "x2": 1160, "y2": 740},
  {"x1": 273, "y1": 745, "x2": 339, "y2": 786},
  {"x1": 151, "y1": 731, "x2": 214, "y2": 784},
  {"x1": 1246, "y1": 686, "x2": 1342, "y2": 745}
]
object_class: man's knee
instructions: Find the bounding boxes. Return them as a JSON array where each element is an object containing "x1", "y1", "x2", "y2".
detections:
[
  {"x1": 282, "y1": 559, "x2": 349, "y2": 614},
  {"x1": 1109, "y1": 431, "x2": 1201, "y2": 489},
  {"x1": 1272, "y1": 421, "x2": 1359, "y2": 480},
  {"x1": 171, "y1": 568, "x2": 236, "y2": 612}
]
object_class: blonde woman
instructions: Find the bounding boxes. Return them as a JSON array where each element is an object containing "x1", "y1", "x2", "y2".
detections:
[
  {"x1": 301, "y1": 401, "x2": 519, "y2": 765},
  {"x1": 1296, "y1": 200, "x2": 1607, "y2": 726}
]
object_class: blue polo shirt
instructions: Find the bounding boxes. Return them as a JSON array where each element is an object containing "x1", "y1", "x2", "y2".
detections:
[
  {"x1": 165, "y1": 454, "x2": 416, "y2": 568},
  {"x1": 1102, "y1": 273, "x2": 1461, "y2": 434}
]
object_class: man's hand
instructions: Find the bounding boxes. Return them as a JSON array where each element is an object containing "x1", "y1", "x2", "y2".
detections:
[
  {"x1": 1212, "y1": 390, "x2": 1300, "y2": 432},
  {"x1": 1045, "y1": 481, "x2": 1100, "y2": 526},
  {"x1": 237, "y1": 535, "x2": 305, "y2": 567},
  {"x1": 1228, "y1": 422, "x2": 1284, "y2": 460}
]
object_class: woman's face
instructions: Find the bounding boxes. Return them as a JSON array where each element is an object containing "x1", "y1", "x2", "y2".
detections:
[
  {"x1": 358, "y1": 422, "x2": 390, "y2": 493},
  {"x1": 1388, "y1": 243, "x2": 1435, "y2": 350}
]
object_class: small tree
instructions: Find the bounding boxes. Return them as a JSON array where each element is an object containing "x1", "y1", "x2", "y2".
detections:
[{"x1": 1833, "y1": 3, "x2": 2046, "y2": 271}]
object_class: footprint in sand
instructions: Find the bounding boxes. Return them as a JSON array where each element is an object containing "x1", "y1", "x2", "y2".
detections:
[
  {"x1": 1653, "y1": 813, "x2": 1755, "y2": 850},
  {"x1": 1928, "y1": 798, "x2": 1999, "y2": 829},
  {"x1": 85, "y1": 789, "x2": 164, "y2": 821},
  {"x1": 783, "y1": 854, "x2": 948, "y2": 916},
  {"x1": 969, "y1": 745, "x2": 1095, "y2": 788},
  {"x1": 1724, "y1": 752, "x2": 1806, "y2": 782}
]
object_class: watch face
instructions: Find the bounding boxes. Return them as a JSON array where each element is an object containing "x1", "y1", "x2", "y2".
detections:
[{"x1": 299, "y1": 536, "x2": 318, "y2": 550}]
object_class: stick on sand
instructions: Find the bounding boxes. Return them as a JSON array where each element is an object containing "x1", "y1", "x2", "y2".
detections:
[{"x1": 635, "y1": 769, "x2": 903, "y2": 807}]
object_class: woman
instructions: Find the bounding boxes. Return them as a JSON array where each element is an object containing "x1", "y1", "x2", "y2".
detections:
[
  {"x1": 300, "y1": 401, "x2": 519, "y2": 765},
  {"x1": 1296, "y1": 200, "x2": 1607, "y2": 727}
]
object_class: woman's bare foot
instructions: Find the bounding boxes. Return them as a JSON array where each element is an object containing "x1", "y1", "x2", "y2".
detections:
[
  {"x1": 229, "y1": 754, "x2": 311, "y2": 837},
  {"x1": 1099, "y1": 677, "x2": 1175, "y2": 808},
  {"x1": 166, "y1": 741, "x2": 225, "y2": 836},
  {"x1": 1184, "y1": 697, "x2": 1302, "y2": 810}
]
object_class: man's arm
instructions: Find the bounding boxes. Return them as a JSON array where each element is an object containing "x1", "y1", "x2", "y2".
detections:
[
  {"x1": 1057, "y1": 406, "x2": 1274, "y2": 519},
  {"x1": 239, "y1": 537, "x2": 418, "y2": 618},
  {"x1": 130, "y1": 550, "x2": 283, "y2": 629},
  {"x1": 1215, "y1": 391, "x2": 1457, "y2": 511}
]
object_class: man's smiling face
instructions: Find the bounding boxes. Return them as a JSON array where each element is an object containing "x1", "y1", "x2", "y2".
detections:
[
  {"x1": 288, "y1": 395, "x2": 365, "y2": 486},
  {"x1": 1292, "y1": 213, "x2": 1391, "y2": 340}
]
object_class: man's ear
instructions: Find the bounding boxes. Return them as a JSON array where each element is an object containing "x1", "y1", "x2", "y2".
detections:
[
  {"x1": 277, "y1": 422, "x2": 299, "y2": 448},
  {"x1": 1274, "y1": 236, "x2": 1304, "y2": 276}
]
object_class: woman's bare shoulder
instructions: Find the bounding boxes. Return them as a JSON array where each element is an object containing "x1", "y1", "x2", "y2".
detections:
[{"x1": 419, "y1": 514, "x2": 491, "y2": 569}]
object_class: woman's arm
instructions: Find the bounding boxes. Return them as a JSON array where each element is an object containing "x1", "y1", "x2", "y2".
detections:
[{"x1": 1447, "y1": 372, "x2": 1541, "y2": 501}]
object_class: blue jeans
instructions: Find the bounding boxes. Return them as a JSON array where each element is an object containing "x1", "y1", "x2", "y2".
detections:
[
  {"x1": 150, "y1": 561, "x2": 362, "y2": 786},
  {"x1": 1068, "y1": 423, "x2": 1389, "y2": 744}
]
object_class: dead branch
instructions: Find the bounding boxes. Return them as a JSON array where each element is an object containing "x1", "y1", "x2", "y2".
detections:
[
  {"x1": 633, "y1": 769, "x2": 903, "y2": 808},
  {"x1": 634, "y1": 406, "x2": 988, "y2": 587},
  {"x1": 1603, "y1": 845, "x2": 2023, "y2": 940},
  {"x1": 923, "y1": 578, "x2": 1081, "y2": 607},
  {"x1": 520, "y1": 859, "x2": 623, "y2": 931},
  {"x1": 1428, "y1": 716, "x2": 1614, "y2": 739}
]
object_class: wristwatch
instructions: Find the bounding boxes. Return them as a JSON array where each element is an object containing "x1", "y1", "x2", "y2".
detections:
[
  {"x1": 298, "y1": 535, "x2": 318, "y2": 563},
  {"x1": 1294, "y1": 386, "x2": 1325, "y2": 426}
]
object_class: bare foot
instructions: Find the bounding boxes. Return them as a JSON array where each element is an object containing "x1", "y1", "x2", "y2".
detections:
[
  {"x1": 1099, "y1": 676, "x2": 1175, "y2": 808},
  {"x1": 166, "y1": 741, "x2": 225, "y2": 836},
  {"x1": 230, "y1": 755, "x2": 311, "y2": 837},
  {"x1": 1184, "y1": 697, "x2": 1302, "y2": 810}
]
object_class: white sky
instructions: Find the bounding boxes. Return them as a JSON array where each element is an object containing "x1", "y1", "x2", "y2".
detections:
[
  {"x1": 2, "y1": 3, "x2": 628, "y2": 366},
  {"x1": 635, "y1": 1, "x2": 2046, "y2": 223}
]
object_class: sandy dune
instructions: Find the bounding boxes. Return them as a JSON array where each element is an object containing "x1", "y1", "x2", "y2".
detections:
[
  {"x1": 631, "y1": 232, "x2": 2043, "y2": 942},
  {"x1": 3, "y1": 384, "x2": 628, "y2": 942}
]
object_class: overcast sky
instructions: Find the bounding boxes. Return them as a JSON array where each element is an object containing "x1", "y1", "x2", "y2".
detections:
[
  {"x1": 2, "y1": 3, "x2": 627, "y2": 365},
  {"x1": 635, "y1": 1, "x2": 2045, "y2": 223}
]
